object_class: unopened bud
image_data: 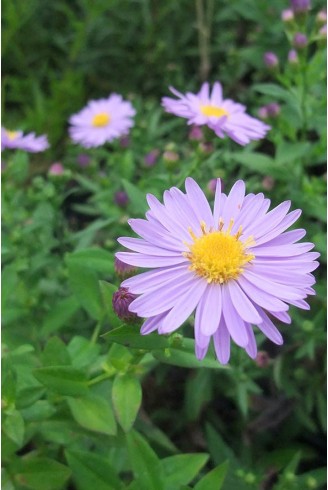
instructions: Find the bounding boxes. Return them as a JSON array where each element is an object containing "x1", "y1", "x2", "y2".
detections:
[
  {"x1": 281, "y1": 8, "x2": 294, "y2": 22},
  {"x1": 48, "y1": 162, "x2": 64, "y2": 176},
  {"x1": 290, "y1": 0, "x2": 311, "y2": 14},
  {"x1": 144, "y1": 149, "x2": 160, "y2": 167},
  {"x1": 288, "y1": 49, "x2": 299, "y2": 64},
  {"x1": 189, "y1": 125, "x2": 203, "y2": 141},
  {"x1": 255, "y1": 351, "x2": 270, "y2": 368},
  {"x1": 293, "y1": 32, "x2": 308, "y2": 49},
  {"x1": 316, "y1": 10, "x2": 327, "y2": 25},
  {"x1": 114, "y1": 257, "x2": 137, "y2": 279},
  {"x1": 114, "y1": 191, "x2": 129, "y2": 208},
  {"x1": 77, "y1": 154, "x2": 91, "y2": 167},
  {"x1": 262, "y1": 176, "x2": 275, "y2": 190},
  {"x1": 112, "y1": 287, "x2": 138, "y2": 322},
  {"x1": 263, "y1": 52, "x2": 279, "y2": 68}
]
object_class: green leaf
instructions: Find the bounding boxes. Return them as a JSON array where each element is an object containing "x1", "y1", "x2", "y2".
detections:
[
  {"x1": 67, "y1": 248, "x2": 114, "y2": 275},
  {"x1": 67, "y1": 259, "x2": 102, "y2": 320},
  {"x1": 194, "y1": 461, "x2": 228, "y2": 490},
  {"x1": 162, "y1": 453, "x2": 209, "y2": 488},
  {"x1": 153, "y1": 340, "x2": 229, "y2": 370},
  {"x1": 112, "y1": 374, "x2": 142, "y2": 432},
  {"x1": 185, "y1": 370, "x2": 212, "y2": 421},
  {"x1": 65, "y1": 450, "x2": 123, "y2": 490},
  {"x1": 275, "y1": 141, "x2": 311, "y2": 165},
  {"x1": 67, "y1": 394, "x2": 117, "y2": 435},
  {"x1": 253, "y1": 83, "x2": 295, "y2": 101},
  {"x1": 126, "y1": 430, "x2": 165, "y2": 490},
  {"x1": 99, "y1": 281, "x2": 123, "y2": 328},
  {"x1": 103, "y1": 324, "x2": 170, "y2": 350},
  {"x1": 41, "y1": 337, "x2": 71, "y2": 367},
  {"x1": 13, "y1": 457, "x2": 71, "y2": 490},
  {"x1": 122, "y1": 179, "x2": 148, "y2": 214},
  {"x1": 67, "y1": 336, "x2": 100, "y2": 369},
  {"x1": 3, "y1": 410, "x2": 25, "y2": 447},
  {"x1": 33, "y1": 366, "x2": 88, "y2": 396},
  {"x1": 41, "y1": 296, "x2": 80, "y2": 336},
  {"x1": 231, "y1": 152, "x2": 289, "y2": 180}
]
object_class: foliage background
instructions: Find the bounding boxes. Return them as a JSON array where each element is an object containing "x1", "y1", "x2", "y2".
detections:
[{"x1": 2, "y1": 0, "x2": 327, "y2": 489}]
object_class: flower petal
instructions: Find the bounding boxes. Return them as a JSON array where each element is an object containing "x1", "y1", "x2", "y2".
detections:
[{"x1": 222, "y1": 285, "x2": 249, "y2": 347}]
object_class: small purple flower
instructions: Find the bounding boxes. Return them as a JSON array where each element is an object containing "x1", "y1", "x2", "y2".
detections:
[
  {"x1": 49, "y1": 163, "x2": 64, "y2": 175},
  {"x1": 293, "y1": 32, "x2": 308, "y2": 49},
  {"x1": 281, "y1": 8, "x2": 294, "y2": 22},
  {"x1": 114, "y1": 191, "x2": 129, "y2": 208},
  {"x1": 117, "y1": 178, "x2": 318, "y2": 364},
  {"x1": 189, "y1": 125, "x2": 204, "y2": 141},
  {"x1": 69, "y1": 94, "x2": 136, "y2": 148},
  {"x1": 144, "y1": 149, "x2": 160, "y2": 167},
  {"x1": 115, "y1": 257, "x2": 137, "y2": 279},
  {"x1": 162, "y1": 82, "x2": 270, "y2": 146},
  {"x1": 263, "y1": 52, "x2": 279, "y2": 68},
  {"x1": 290, "y1": 0, "x2": 311, "y2": 14},
  {"x1": 288, "y1": 49, "x2": 299, "y2": 64},
  {"x1": 77, "y1": 154, "x2": 91, "y2": 167},
  {"x1": 1, "y1": 128, "x2": 49, "y2": 153},
  {"x1": 112, "y1": 287, "x2": 138, "y2": 322}
]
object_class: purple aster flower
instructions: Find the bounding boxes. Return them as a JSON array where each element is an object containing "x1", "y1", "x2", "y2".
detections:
[
  {"x1": 112, "y1": 287, "x2": 138, "y2": 322},
  {"x1": 116, "y1": 178, "x2": 319, "y2": 365},
  {"x1": 162, "y1": 83, "x2": 270, "y2": 146},
  {"x1": 1, "y1": 128, "x2": 49, "y2": 152},
  {"x1": 69, "y1": 94, "x2": 136, "y2": 148},
  {"x1": 293, "y1": 32, "x2": 308, "y2": 49},
  {"x1": 263, "y1": 52, "x2": 279, "y2": 68}
]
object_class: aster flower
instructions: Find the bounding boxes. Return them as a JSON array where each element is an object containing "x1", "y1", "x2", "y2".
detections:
[
  {"x1": 162, "y1": 82, "x2": 270, "y2": 146},
  {"x1": 116, "y1": 178, "x2": 318, "y2": 365},
  {"x1": 69, "y1": 94, "x2": 136, "y2": 148},
  {"x1": 1, "y1": 128, "x2": 49, "y2": 152}
]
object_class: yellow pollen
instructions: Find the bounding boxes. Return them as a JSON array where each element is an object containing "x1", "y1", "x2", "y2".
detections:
[
  {"x1": 200, "y1": 105, "x2": 229, "y2": 118},
  {"x1": 186, "y1": 220, "x2": 255, "y2": 284},
  {"x1": 92, "y1": 112, "x2": 111, "y2": 127},
  {"x1": 6, "y1": 130, "x2": 18, "y2": 140}
]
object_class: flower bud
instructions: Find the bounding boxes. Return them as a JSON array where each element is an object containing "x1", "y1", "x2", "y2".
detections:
[
  {"x1": 189, "y1": 125, "x2": 204, "y2": 141},
  {"x1": 316, "y1": 10, "x2": 327, "y2": 25},
  {"x1": 281, "y1": 8, "x2": 294, "y2": 22},
  {"x1": 77, "y1": 154, "x2": 91, "y2": 167},
  {"x1": 207, "y1": 179, "x2": 217, "y2": 195},
  {"x1": 290, "y1": 0, "x2": 311, "y2": 14},
  {"x1": 114, "y1": 257, "x2": 137, "y2": 279},
  {"x1": 112, "y1": 287, "x2": 138, "y2": 322},
  {"x1": 288, "y1": 49, "x2": 299, "y2": 64},
  {"x1": 144, "y1": 149, "x2": 160, "y2": 167},
  {"x1": 255, "y1": 351, "x2": 270, "y2": 368},
  {"x1": 120, "y1": 135, "x2": 130, "y2": 148},
  {"x1": 263, "y1": 52, "x2": 279, "y2": 68},
  {"x1": 266, "y1": 103, "x2": 281, "y2": 117},
  {"x1": 319, "y1": 24, "x2": 327, "y2": 38},
  {"x1": 258, "y1": 106, "x2": 269, "y2": 120},
  {"x1": 114, "y1": 190, "x2": 129, "y2": 208},
  {"x1": 48, "y1": 162, "x2": 64, "y2": 176},
  {"x1": 293, "y1": 32, "x2": 308, "y2": 49},
  {"x1": 262, "y1": 176, "x2": 275, "y2": 190},
  {"x1": 163, "y1": 150, "x2": 179, "y2": 163}
]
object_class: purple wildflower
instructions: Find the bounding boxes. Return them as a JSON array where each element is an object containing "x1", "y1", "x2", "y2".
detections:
[
  {"x1": 162, "y1": 82, "x2": 270, "y2": 146},
  {"x1": 1, "y1": 128, "x2": 49, "y2": 153},
  {"x1": 263, "y1": 52, "x2": 279, "y2": 68},
  {"x1": 69, "y1": 94, "x2": 136, "y2": 148},
  {"x1": 112, "y1": 287, "x2": 138, "y2": 322},
  {"x1": 117, "y1": 178, "x2": 318, "y2": 365},
  {"x1": 293, "y1": 32, "x2": 308, "y2": 49}
]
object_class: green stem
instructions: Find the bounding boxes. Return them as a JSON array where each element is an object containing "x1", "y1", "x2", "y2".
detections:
[
  {"x1": 90, "y1": 317, "x2": 103, "y2": 344},
  {"x1": 88, "y1": 372, "x2": 112, "y2": 386}
]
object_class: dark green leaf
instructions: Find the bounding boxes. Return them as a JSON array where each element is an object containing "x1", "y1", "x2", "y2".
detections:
[
  {"x1": 112, "y1": 374, "x2": 142, "y2": 432},
  {"x1": 13, "y1": 457, "x2": 71, "y2": 490},
  {"x1": 33, "y1": 366, "x2": 88, "y2": 396},
  {"x1": 194, "y1": 461, "x2": 228, "y2": 490}
]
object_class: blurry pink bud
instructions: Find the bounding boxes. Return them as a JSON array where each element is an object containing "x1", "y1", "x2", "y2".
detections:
[
  {"x1": 316, "y1": 10, "x2": 327, "y2": 25},
  {"x1": 255, "y1": 351, "x2": 270, "y2": 368},
  {"x1": 258, "y1": 106, "x2": 269, "y2": 120},
  {"x1": 114, "y1": 190, "x2": 129, "y2": 208},
  {"x1": 293, "y1": 32, "x2": 308, "y2": 49},
  {"x1": 281, "y1": 9, "x2": 294, "y2": 22},
  {"x1": 262, "y1": 176, "x2": 275, "y2": 190},
  {"x1": 49, "y1": 162, "x2": 64, "y2": 175},
  {"x1": 189, "y1": 125, "x2": 204, "y2": 141},
  {"x1": 264, "y1": 52, "x2": 279, "y2": 68}
]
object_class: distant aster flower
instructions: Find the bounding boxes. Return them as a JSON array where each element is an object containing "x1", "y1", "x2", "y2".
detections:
[
  {"x1": 263, "y1": 52, "x2": 279, "y2": 68},
  {"x1": 1, "y1": 128, "x2": 49, "y2": 152},
  {"x1": 293, "y1": 32, "x2": 308, "y2": 49},
  {"x1": 290, "y1": 0, "x2": 311, "y2": 14},
  {"x1": 162, "y1": 83, "x2": 270, "y2": 146},
  {"x1": 116, "y1": 178, "x2": 319, "y2": 365},
  {"x1": 69, "y1": 94, "x2": 136, "y2": 148}
]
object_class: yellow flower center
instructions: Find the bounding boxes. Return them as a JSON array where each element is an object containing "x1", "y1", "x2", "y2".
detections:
[
  {"x1": 92, "y1": 112, "x2": 111, "y2": 127},
  {"x1": 200, "y1": 105, "x2": 229, "y2": 118},
  {"x1": 6, "y1": 130, "x2": 18, "y2": 140},
  {"x1": 184, "y1": 220, "x2": 255, "y2": 284}
]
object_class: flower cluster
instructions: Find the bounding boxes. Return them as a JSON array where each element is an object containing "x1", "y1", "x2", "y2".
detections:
[{"x1": 117, "y1": 178, "x2": 318, "y2": 365}]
